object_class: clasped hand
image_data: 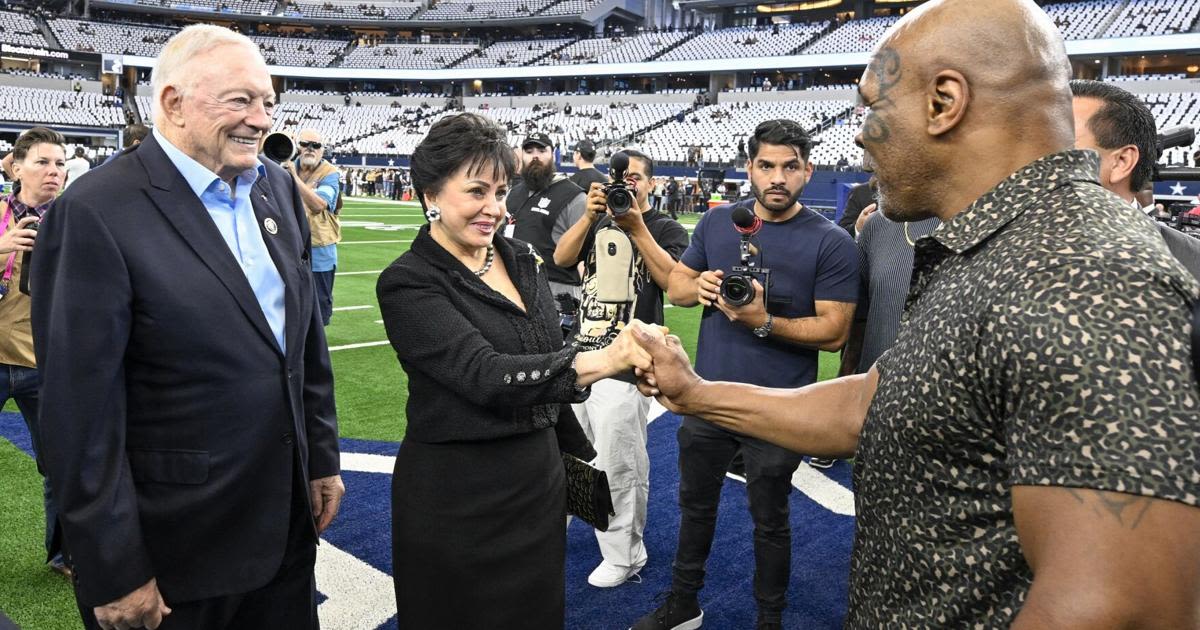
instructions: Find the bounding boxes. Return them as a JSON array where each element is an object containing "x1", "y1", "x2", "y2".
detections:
[{"x1": 624, "y1": 325, "x2": 703, "y2": 416}]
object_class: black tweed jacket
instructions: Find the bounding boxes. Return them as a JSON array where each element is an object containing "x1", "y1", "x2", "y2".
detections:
[{"x1": 377, "y1": 225, "x2": 594, "y2": 458}]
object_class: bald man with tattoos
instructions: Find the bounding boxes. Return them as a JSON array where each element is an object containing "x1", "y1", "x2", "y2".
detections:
[{"x1": 633, "y1": 0, "x2": 1200, "y2": 627}]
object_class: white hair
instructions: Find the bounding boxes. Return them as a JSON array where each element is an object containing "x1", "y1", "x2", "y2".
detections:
[{"x1": 151, "y1": 24, "x2": 260, "y2": 125}]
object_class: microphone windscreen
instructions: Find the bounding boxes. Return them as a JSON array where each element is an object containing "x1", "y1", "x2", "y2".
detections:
[
  {"x1": 731, "y1": 206, "x2": 757, "y2": 230},
  {"x1": 610, "y1": 151, "x2": 629, "y2": 174}
]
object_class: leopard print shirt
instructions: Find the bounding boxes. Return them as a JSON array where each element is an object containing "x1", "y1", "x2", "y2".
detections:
[{"x1": 846, "y1": 150, "x2": 1200, "y2": 628}]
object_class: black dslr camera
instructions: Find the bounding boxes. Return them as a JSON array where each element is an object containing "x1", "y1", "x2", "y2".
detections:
[
  {"x1": 720, "y1": 205, "x2": 771, "y2": 307},
  {"x1": 603, "y1": 151, "x2": 635, "y2": 216}
]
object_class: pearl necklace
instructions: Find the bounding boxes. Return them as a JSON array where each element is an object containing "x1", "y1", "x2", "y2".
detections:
[{"x1": 474, "y1": 245, "x2": 495, "y2": 277}]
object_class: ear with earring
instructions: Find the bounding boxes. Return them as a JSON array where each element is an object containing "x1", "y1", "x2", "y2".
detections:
[{"x1": 425, "y1": 203, "x2": 441, "y2": 222}]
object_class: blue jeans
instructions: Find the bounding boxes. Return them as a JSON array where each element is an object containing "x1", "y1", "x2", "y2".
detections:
[
  {"x1": 313, "y1": 269, "x2": 335, "y2": 326},
  {"x1": 3, "y1": 363, "x2": 59, "y2": 561}
]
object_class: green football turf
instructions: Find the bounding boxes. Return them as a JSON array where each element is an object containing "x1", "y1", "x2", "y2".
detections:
[{"x1": 0, "y1": 198, "x2": 842, "y2": 627}]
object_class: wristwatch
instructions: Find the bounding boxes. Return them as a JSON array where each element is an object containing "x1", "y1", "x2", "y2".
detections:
[{"x1": 752, "y1": 314, "x2": 773, "y2": 338}]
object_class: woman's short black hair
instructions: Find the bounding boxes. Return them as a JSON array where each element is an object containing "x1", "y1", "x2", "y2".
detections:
[
  {"x1": 13, "y1": 126, "x2": 66, "y2": 162},
  {"x1": 409, "y1": 113, "x2": 517, "y2": 213}
]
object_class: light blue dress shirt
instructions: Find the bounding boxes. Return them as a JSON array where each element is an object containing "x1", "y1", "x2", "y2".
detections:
[{"x1": 154, "y1": 129, "x2": 287, "y2": 353}]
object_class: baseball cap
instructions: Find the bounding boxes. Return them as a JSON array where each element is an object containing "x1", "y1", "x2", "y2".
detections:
[
  {"x1": 522, "y1": 133, "x2": 553, "y2": 149},
  {"x1": 573, "y1": 140, "x2": 595, "y2": 154}
]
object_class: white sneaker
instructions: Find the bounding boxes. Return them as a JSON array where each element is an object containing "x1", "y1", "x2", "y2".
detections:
[{"x1": 588, "y1": 561, "x2": 644, "y2": 588}]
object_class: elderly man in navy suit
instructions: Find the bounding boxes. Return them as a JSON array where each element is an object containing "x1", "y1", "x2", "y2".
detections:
[{"x1": 31, "y1": 24, "x2": 343, "y2": 630}]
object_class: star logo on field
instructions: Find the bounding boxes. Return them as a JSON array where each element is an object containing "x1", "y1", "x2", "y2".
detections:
[
  {"x1": 1171, "y1": 182, "x2": 1188, "y2": 196},
  {"x1": 388, "y1": 159, "x2": 395, "y2": 166}
]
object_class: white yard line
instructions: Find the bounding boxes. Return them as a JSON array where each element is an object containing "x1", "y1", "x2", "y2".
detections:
[
  {"x1": 331, "y1": 305, "x2": 373, "y2": 312},
  {"x1": 335, "y1": 270, "x2": 384, "y2": 276},
  {"x1": 328, "y1": 340, "x2": 391, "y2": 351},
  {"x1": 338, "y1": 240, "x2": 412, "y2": 245}
]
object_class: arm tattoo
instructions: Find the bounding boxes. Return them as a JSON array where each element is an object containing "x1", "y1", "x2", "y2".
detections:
[{"x1": 1065, "y1": 488, "x2": 1154, "y2": 530}]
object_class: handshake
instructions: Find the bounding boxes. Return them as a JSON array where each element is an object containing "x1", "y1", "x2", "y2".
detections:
[{"x1": 607, "y1": 321, "x2": 702, "y2": 415}]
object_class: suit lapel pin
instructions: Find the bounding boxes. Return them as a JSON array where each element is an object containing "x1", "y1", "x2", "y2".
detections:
[{"x1": 264, "y1": 218, "x2": 278, "y2": 235}]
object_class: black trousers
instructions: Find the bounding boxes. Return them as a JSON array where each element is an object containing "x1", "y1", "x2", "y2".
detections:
[
  {"x1": 77, "y1": 460, "x2": 319, "y2": 630},
  {"x1": 671, "y1": 416, "x2": 803, "y2": 620}
]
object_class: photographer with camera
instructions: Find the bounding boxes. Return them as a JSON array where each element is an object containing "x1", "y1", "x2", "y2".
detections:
[
  {"x1": 553, "y1": 149, "x2": 688, "y2": 589},
  {"x1": 2, "y1": 127, "x2": 66, "y2": 579},
  {"x1": 280, "y1": 129, "x2": 343, "y2": 325},
  {"x1": 1070, "y1": 80, "x2": 1200, "y2": 280},
  {"x1": 631, "y1": 119, "x2": 858, "y2": 630}
]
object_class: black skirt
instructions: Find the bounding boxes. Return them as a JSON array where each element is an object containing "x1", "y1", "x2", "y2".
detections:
[{"x1": 392, "y1": 426, "x2": 566, "y2": 629}]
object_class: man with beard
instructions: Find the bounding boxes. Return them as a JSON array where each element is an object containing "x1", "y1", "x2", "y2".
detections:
[
  {"x1": 554, "y1": 149, "x2": 688, "y2": 589},
  {"x1": 282, "y1": 128, "x2": 342, "y2": 325},
  {"x1": 631, "y1": 0, "x2": 1200, "y2": 626},
  {"x1": 630, "y1": 119, "x2": 858, "y2": 630},
  {"x1": 508, "y1": 133, "x2": 587, "y2": 304}
]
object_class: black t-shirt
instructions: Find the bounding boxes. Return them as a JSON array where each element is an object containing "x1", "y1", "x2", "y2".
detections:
[
  {"x1": 569, "y1": 167, "x2": 608, "y2": 193},
  {"x1": 572, "y1": 209, "x2": 689, "y2": 352}
]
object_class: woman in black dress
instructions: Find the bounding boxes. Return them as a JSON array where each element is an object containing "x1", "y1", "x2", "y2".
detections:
[{"x1": 377, "y1": 113, "x2": 660, "y2": 629}]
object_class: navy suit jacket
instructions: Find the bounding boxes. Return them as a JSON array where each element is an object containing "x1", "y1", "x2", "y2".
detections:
[{"x1": 30, "y1": 134, "x2": 339, "y2": 607}]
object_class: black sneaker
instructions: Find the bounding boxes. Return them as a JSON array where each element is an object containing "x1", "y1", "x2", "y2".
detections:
[
  {"x1": 630, "y1": 591, "x2": 704, "y2": 630},
  {"x1": 808, "y1": 457, "x2": 836, "y2": 469}
]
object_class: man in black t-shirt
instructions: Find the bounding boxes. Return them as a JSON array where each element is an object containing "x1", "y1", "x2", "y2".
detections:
[
  {"x1": 569, "y1": 140, "x2": 608, "y2": 192},
  {"x1": 555, "y1": 149, "x2": 688, "y2": 589}
]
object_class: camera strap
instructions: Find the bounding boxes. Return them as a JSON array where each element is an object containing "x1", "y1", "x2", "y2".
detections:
[{"x1": 0, "y1": 202, "x2": 16, "y2": 289}]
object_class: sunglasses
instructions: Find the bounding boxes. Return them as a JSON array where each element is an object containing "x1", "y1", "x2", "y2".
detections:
[{"x1": 298, "y1": 141, "x2": 323, "y2": 150}]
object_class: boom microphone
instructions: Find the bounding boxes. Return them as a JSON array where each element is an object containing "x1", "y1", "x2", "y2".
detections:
[{"x1": 731, "y1": 205, "x2": 762, "y2": 236}]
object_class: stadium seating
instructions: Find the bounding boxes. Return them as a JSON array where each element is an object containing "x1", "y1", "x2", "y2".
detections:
[
  {"x1": 537, "y1": 31, "x2": 690, "y2": 65},
  {"x1": 47, "y1": 17, "x2": 175, "y2": 56},
  {"x1": 802, "y1": 16, "x2": 900, "y2": 55},
  {"x1": 630, "y1": 99, "x2": 855, "y2": 165},
  {"x1": 1042, "y1": 0, "x2": 1125, "y2": 39},
  {"x1": 0, "y1": 10, "x2": 48, "y2": 48},
  {"x1": 341, "y1": 42, "x2": 479, "y2": 69},
  {"x1": 415, "y1": 0, "x2": 556, "y2": 21},
  {"x1": 0, "y1": 85, "x2": 126, "y2": 127},
  {"x1": 457, "y1": 38, "x2": 573, "y2": 68},
  {"x1": 1105, "y1": 0, "x2": 1200, "y2": 37},
  {"x1": 127, "y1": 0, "x2": 279, "y2": 15},
  {"x1": 659, "y1": 23, "x2": 830, "y2": 61},
  {"x1": 251, "y1": 33, "x2": 348, "y2": 67},
  {"x1": 284, "y1": 0, "x2": 421, "y2": 20},
  {"x1": 1144, "y1": 92, "x2": 1200, "y2": 165}
]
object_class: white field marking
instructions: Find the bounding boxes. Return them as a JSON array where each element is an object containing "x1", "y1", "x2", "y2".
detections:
[
  {"x1": 328, "y1": 340, "x2": 391, "y2": 351},
  {"x1": 338, "y1": 240, "x2": 412, "y2": 245},
  {"x1": 332, "y1": 305, "x2": 373, "y2": 312},
  {"x1": 374, "y1": 320, "x2": 384, "y2": 324},
  {"x1": 334, "y1": 415, "x2": 855, "y2": 517},
  {"x1": 340, "y1": 452, "x2": 397, "y2": 474},
  {"x1": 652, "y1": 400, "x2": 855, "y2": 516},
  {"x1": 790, "y1": 462, "x2": 856, "y2": 516},
  {"x1": 315, "y1": 540, "x2": 396, "y2": 630},
  {"x1": 343, "y1": 196, "x2": 421, "y2": 205},
  {"x1": 335, "y1": 270, "x2": 384, "y2": 276}
]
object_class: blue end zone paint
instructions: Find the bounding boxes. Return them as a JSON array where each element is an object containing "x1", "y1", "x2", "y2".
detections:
[{"x1": 1, "y1": 410, "x2": 854, "y2": 629}]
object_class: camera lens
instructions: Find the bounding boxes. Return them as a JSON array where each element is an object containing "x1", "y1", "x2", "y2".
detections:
[
  {"x1": 607, "y1": 187, "x2": 633, "y2": 216},
  {"x1": 720, "y1": 275, "x2": 755, "y2": 307}
]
